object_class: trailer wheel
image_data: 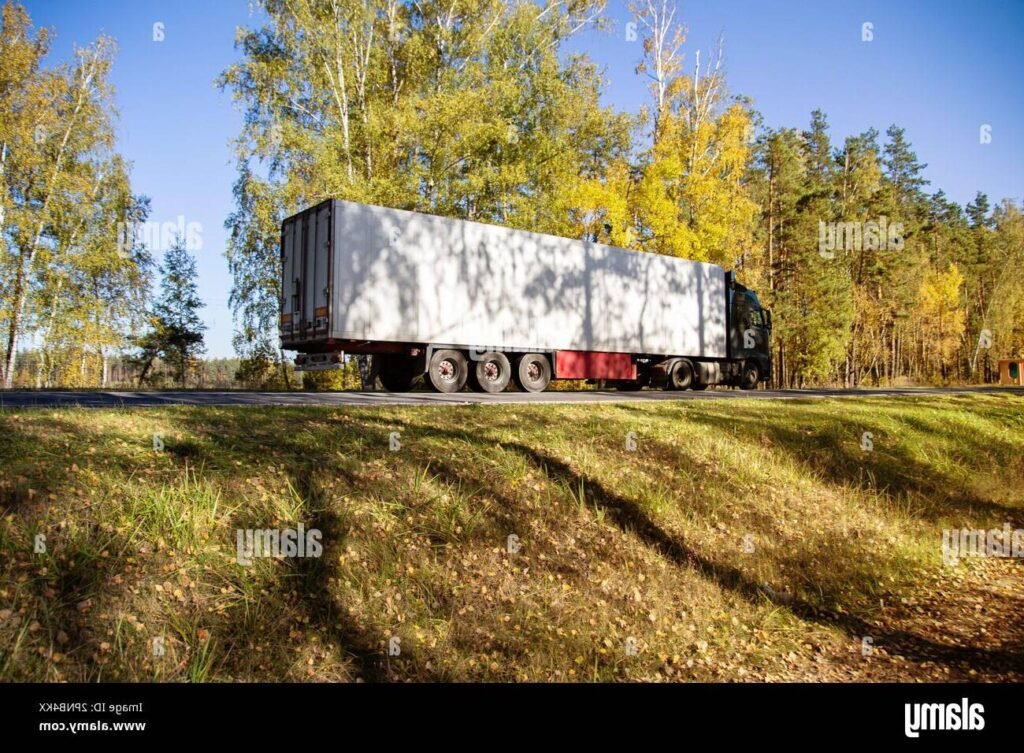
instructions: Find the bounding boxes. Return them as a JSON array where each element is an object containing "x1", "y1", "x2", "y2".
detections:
[
  {"x1": 428, "y1": 349, "x2": 469, "y2": 393},
  {"x1": 513, "y1": 353, "x2": 551, "y2": 392},
  {"x1": 739, "y1": 360, "x2": 761, "y2": 390},
  {"x1": 471, "y1": 351, "x2": 511, "y2": 393},
  {"x1": 668, "y1": 360, "x2": 693, "y2": 390},
  {"x1": 377, "y1": 354, "x2": 420, "y2": 392}
]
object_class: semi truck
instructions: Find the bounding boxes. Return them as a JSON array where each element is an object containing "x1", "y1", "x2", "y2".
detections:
[{"x1": 280, "y1": 199, "x2": 772, "y2": 393}]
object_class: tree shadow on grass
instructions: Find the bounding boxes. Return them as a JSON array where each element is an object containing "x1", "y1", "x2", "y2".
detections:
[
  {"x1": 677, "y1": 407, "x2": 1023, "y2": 526},
  {"x1": 287, "y1": 463, "x2": 397, "y2": 682},
  {"x1": 512, "y1": 439, "x2": 1024, "y2": 676},
  {"x1": 393, "y1": 419, "x2": 1024, "y2": 677},
  {"x1": 164, "y1": 411, "x2": 407, "y2": 680},
  {"x1": 7, "y1": 406, "x2": 1021, "y2": 680}
]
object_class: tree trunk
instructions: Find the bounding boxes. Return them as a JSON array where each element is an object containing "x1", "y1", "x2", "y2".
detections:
[
  {"x1": 3, "y1": 257, "x2": 28, "y2": 388},
  {"x1": 278, "y1": 347, "x2": 292, "y2": 390}
]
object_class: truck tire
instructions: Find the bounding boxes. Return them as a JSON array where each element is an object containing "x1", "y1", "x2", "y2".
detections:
[
  {"x1": 668, "y1": 359, "x2": 693, "y2": 390},
  {"x1": 471, "y1": 351, "x2": 511, "y2": 393},
  {"x1": 739, "y1": 360, "x2": 761, "y2": 390},
  {"x1": 513, "y1": 353, "x2": 552, "y2": 392},
  {"x1": 428, "y1": 349, "x2": 469, "y2": 392},
  {"x1": 377, "y1": 354, "x2": 420, "y2": 392}
]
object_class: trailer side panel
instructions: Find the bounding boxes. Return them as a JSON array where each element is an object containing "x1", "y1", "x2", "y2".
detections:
[{"x1": 292, "y1": 200, "x2": 727, "y2": 358}]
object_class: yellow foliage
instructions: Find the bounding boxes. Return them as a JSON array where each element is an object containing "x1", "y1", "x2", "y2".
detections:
[
  {"x1": 565, "y1": 160, "x2": 635, "y2": 248},
  {"x1": 914, "y1": 263, "x2": 965, "y2": 373},
  {"x1": 634, "y1": 102, "x2": 757, "y2": 265}
]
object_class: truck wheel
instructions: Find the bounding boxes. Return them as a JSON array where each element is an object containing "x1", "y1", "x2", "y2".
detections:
[
  {"x1": 377, "y1": 355, "x2": 420, "y2": 392},
  {"x1": 739, "y1": 360, "x2": 761, "y2": 390},
  {"x1": 472, "y1": 351, "x2": 511, "y2": 393},
  {"x1": 428, "y1": 349, "x2": 469, "y2": 393},
  {"x1": 668, "y1": 360, "x2": 693, "y2": 390},
  {"x1": 513, "y1": 353, "x2": 551, "y2": 392}
]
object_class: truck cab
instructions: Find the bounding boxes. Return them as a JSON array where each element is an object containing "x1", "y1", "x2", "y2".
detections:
[{"x1": 728, "y1": 274, "x2": 772, "y2": 388}]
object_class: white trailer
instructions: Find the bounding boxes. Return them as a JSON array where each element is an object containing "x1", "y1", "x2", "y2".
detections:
[{"x1": 280, "y1": 199, "x2": 772, "y2": 392}]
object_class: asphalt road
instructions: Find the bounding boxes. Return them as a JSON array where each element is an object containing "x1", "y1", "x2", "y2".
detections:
[{"x1": 1, "y1": 385, "x2": 1021, "y2": 409}]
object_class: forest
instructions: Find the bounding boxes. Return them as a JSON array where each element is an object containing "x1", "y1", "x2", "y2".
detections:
[{"x1": 2, "y1": 0, "x2": 1022, "y2": 389}]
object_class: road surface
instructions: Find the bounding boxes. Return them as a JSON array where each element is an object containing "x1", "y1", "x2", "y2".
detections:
[{"x1": 0, "y1": 386, "x2": 1020, "y2": 409}]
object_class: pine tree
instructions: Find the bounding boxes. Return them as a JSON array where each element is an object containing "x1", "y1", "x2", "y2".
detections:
[{"x1": 150, "y1": 237, "x2": 206, "y2": 387}]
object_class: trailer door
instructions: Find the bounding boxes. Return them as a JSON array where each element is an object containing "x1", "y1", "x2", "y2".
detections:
[
  {"x1": 280, "y1": 214, "x2": 301, "y2": 346},
  {"x1": 307, "y1": 203, "x2": 331, "y2": 338},
  {"x1": 280, "y1": 202, "x2": 332, "y2": 346}
]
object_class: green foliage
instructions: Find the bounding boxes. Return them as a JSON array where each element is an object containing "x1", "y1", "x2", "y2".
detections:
[
  {"x1": 219, "y1": 0, "x2": 627, "y2": 359},
  {"x1": 302, "y1": 367, "x2": 347, "y2": 391},
  {"x1": 234, "y1": 339, "x2": 294, "y2": 390},
  {"x1": 130, "y1": 239, "x2": 206, "y2": 388},
  {"x1": 2, "y1": 0, "x2": 1022, "y2": 389},
  {"x1": 221, "y1": 0, "x2": 1024, "y2": 389},
  {"x1": 1, "y1": 1, "x2": 150, "y2": 388},
  {"x1": 745, "y1": 103, "x2": 1022, "y2": 387}
]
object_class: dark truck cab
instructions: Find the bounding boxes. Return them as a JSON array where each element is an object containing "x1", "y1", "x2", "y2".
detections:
[
  {"x1": 642, "y1": 272, "x2": 772, "y2": 391},
  {"x1": 728, "y1": 273, "x2": 773, "y2": 388}
]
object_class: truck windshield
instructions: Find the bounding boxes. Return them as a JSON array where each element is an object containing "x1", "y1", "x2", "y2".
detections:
[{"x1": 744, "y1": 293, "x2": 768, "y2": 327}]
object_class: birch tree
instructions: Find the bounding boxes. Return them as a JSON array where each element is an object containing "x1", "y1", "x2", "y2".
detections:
[
  {"x1": 220, "y1": 0, "x2": 622, "y2": 365},
  {"x1": 1, "y1": 3, "x2": 121, "y2": 387}
]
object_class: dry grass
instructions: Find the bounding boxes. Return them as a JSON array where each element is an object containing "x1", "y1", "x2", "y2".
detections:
[{"x1": 1, "y1": 393, "x2": 1022, "y2": 682}]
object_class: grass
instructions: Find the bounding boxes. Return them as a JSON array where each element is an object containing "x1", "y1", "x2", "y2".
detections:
[{"x1": 0, "y1": 393, "x2": 1022, "y2": 682}]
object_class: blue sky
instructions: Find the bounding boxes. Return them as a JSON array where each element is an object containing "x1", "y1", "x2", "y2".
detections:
[{"x1": 22, "y1": 0, "x2": 1024, "y2": 357}]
